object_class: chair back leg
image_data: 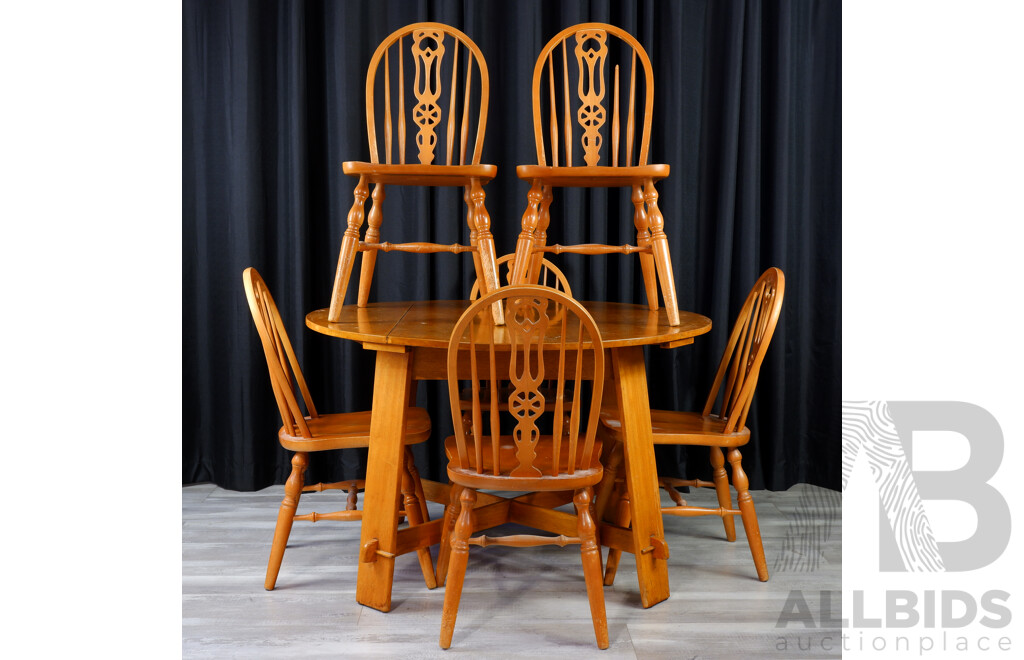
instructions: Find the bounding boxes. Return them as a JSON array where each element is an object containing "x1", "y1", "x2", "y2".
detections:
[
  {"x1": 357, "y1": 183, "x2": 386, "y2": 307},
  {"x1": 710, "y1": 446, "x2": 737, "y2": 542},
  {"x1": 603, "y1": 486, "x2": 631, "y2": 586},
  {"x1": 401, "y1": 449, "x2": 437, "y2": 589},
  {"x1": 435, "y1": 484, "x2": 463, "y2": 586}
]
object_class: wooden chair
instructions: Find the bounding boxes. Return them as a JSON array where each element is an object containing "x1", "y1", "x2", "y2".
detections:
[
  {"x1": 438, "y1": 286, "x2": 609, "y2": 649},
  {"x1": 328, "y1": 22, "x2": 504, "y2": 324},
  {"x1": 601, "y1": 267, "x2": 785, "y2": 584},
  {"x1": 243, "y1": 267, "x2": 436, "y2": 591},
  {"x1": 510, "y1": 23, "x2": 681, "y2": 326}
]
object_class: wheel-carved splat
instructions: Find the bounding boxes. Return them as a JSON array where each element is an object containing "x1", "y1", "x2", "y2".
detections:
[
  {"x1": 574, "y1": 30, "x2": 608, "y2": 166},
  {"x1": 411, "y1": 29, "x2": 445, "y2": 164},
  {"x1": 506, "y1": 294, "x2": 551, "y2": 477}
]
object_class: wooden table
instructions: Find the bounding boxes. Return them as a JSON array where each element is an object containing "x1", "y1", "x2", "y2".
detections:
[{"x1": 306, "y1": 300, "x2": 711, "y2": 612}]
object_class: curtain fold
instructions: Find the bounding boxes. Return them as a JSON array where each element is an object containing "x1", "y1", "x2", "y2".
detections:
[{"x1": 183, "y1": 0, "x2": 841, "y2": 491}]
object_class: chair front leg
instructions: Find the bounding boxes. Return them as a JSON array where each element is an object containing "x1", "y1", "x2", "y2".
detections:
[
  {"x1": 575, "y1": 487, "x2": 610, "y2": 649},
  {"x1": 439, "y1": 487, "x2": 476, "y2": 649},
  {"x1": 511, "y1": 179, "x2": 545, "y2": 286},
  {"x1": 468, "y1": 178, "x2": 504, "y2": 324},
  {"x1": 329, "y1": 175, "x2": 370, "y2": 321},
  {"x1": 265, "y1": 451, "x2": 309, "y2": 590},
  {"x1": 357, "y1": 183, "x2": 386, "y2": 307},
  {"x1": 404, "y1": 447, "x2": 431, "y2": 524},
  {"x1": 728, "y1": 448, "x2": 768, "y2": 581},
  {"x1": 594, "y1": 440, "x2": 624, "y2": 523},
  {"x1": 643, "y1": 179, "x2": 680, "y2": 326}
]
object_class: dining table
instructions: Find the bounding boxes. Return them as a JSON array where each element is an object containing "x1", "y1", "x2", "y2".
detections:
[{"x1": 306, "y1": 299, "x2": 712, "y2": 612}]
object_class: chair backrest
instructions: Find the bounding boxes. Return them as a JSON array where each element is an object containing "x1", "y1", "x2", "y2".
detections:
[
  {"x1": 530, "y1": 23, "x2": 655, "y2": 168},
  {"x1": 364, "y1": 22, "x2": 490, "y2": 167},
  {"x1": 447, "y1": 286, "x2": 605, "y2": 478},
  {"x1": 243, "y1": 267, "x2": 317, "y2": 438},
  {"x1": 703, "y1": 268, "x2": 785, "y2": 433},
  {"x1": 468, "y1": 254, "x2": 573, "y2": 300}
]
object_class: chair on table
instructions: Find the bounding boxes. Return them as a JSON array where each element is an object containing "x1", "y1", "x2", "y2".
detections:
[
  {"x1": 328, "y1": 22, "x2": 504, "y2": 324},
  {"x1": 243, "y1": 267, "x2": 436, "y2": 591},
  {"x1": 601, "y1": 267, "x2": 785, "y2": 584},
  {"x1": 438, "y1": 286, "x2": 609, "y2": 649},
  {"x1": 510, "y1": 22, "x2": 681, "y2": 326}
]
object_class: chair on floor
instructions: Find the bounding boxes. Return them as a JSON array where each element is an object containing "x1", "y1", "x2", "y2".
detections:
[
  {"x1": 600, "y1": 267, "x2": 785, "y2": 584},
  {"x1": 510, "y1": 22, "x2": 681, "y2": 325},
  {"x1": 328, "y1": 22, "x2": 504, "y2": 324},
  {"x1": 438, "y1": 286, "x2": 609, "y2": 649},
  {"x1": 243, "y1": 267, "x2": 436, "y2": 591}
]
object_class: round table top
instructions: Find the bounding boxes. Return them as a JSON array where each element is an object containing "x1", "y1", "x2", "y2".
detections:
[{"x1": 306, "y1": 300, "x2": 711, "y2": 350}]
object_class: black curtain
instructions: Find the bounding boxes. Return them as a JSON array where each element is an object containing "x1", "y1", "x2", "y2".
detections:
[{"x1": 183, "y1": 0, "x2": 840, "y2": 492}]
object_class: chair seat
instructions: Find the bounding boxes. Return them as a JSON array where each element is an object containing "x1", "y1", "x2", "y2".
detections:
[
  {"x1": 279, "y1": 407, "x2": 432, "y2": 452},
  {"x1": 516, "y1": 164, "x2": 670, "y2": 187},
  {"x1": 342, "y1": 162, "x2": 497, "y2": 186},
  {"x1": 600, "y1": 409, "x2": 750, "y2": 447},
  {"x1": 444, "y1": 434, "x2": 603, "y2": 491}
]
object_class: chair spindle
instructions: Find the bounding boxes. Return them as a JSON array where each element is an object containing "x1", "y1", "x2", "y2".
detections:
[
  {"x1": 385, "y1": 50, "x2": 392, "y2": 164},
  {"x1": 446, "y1": 40, "x2": 458, "y2": 166},
  {"x1": 398, "y1": 39, "x2": 406, "y2": 164}
]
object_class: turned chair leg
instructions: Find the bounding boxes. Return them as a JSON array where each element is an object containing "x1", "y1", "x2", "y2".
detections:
[
  {"x1": 575, "y1": 487, "x2": 610, "y2": 650},
  {"x1": 603, "y1": 486, "x2": 631, "y2": 586},
  {"x1": 439, "y1": 487, "x2": 476, "y2": 649},
  {"x1": 401, "y1": 450, "x2": 437, "y2": 589},
  {"x1": 265, "y1": 452, "x2": 308, "y2": 590},
  {"x1": 346, "y1": 480, "x2": 361, "y2": 511},
  {"x1": 435, "y1": 484, "x2": 463, "y2": 587},
  {"x1": 631, "y1": 184, "x2": 660, "y2": 311},
  {"x1": 329, "y1": 175, "x2": 370, "y2": 321},
  {"x1": 710, "y1": 446, "x2": 737, "y2": 542},
  {"x1": 466, "y1": 178, "x2": 504, "y2": 324},
  {"x1": 464, "y1": 185, "x2": 486, "y2": 302},
  {"x1": 643, "y1": 179, "x2": 680, "y2": 326},
  {"x1": 527, "y1": 184, "x2": 552, "y2": 283},
  {"x1": 511, "y1": 180, "x2": 545, "y2": 286},
  {"x1": 728, "y1": 448, "x2": 769, "y2": 581},
  {"x1": 404, "y1": 447, "x2": 431, "y2": 524},
  {"x1": 357, "y1": 183, "x2": 385, "y2": 307},
  {"x1": 594, "y1": 441, "x2": 624, "y2": 523}
]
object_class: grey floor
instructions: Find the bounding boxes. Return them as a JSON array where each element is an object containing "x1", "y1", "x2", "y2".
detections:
[{"x1": 183, "y1": 482, "x2": 841, "y2": 659}]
